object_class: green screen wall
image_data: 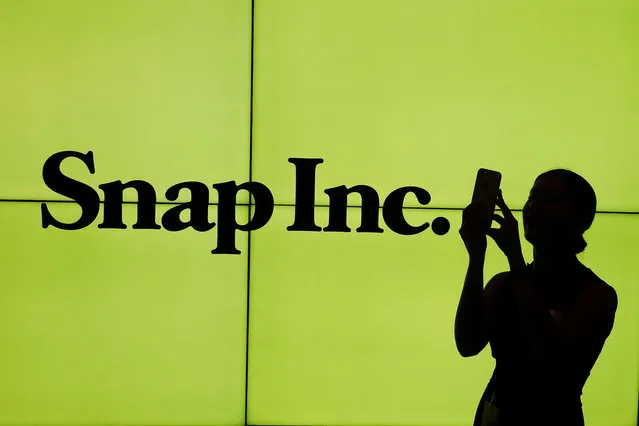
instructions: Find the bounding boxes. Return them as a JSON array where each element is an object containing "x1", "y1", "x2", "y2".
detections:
[{"x1": 0, "y1": 1, "x2": 637, "y2": 425}]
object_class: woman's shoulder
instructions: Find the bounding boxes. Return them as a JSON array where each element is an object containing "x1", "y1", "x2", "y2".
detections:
[
  {"x1": 580, "y1": 265, "x2": 613, "y2": 289},
  {"x1": 583, "y1": 267, "x2": 617, "y2": 302},
  {"x1": 573, "y1": 266, "x2": 618, "y2": 317}
]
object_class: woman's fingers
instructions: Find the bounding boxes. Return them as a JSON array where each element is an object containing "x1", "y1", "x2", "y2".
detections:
[{"x1": 496, "y1": 190, "x2": 514, "y2": 218}]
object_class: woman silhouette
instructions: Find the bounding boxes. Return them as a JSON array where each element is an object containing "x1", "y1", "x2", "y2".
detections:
[{"x1": 456, "y1": 169, "x2": 618, "y2": 426}]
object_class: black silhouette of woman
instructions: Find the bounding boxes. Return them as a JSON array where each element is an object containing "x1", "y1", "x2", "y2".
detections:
[{"x1": 456, "y1": 169, "x2": 618, "y2": 426}]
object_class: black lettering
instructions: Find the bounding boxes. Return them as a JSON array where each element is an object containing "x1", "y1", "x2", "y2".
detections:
[
  {"x1": 163, "y1": 182, "x2": 215, "y2": 232},
  {"x1": 211, "y1": 181, "x2": 273, "y2": 254},
  {"x1": 286, "y1": 158, "x2": 323, "y2": 232},
  {"x1": 383, "y1": 186, "x2": 431, "y2": 235},
  {"x1": 98, "y1": 180, "x2": 161, "y2": 229},
  {"x1": 41, "y1": 150, "x2": 99, "y2": 230},
  {"x1": 323, "y1": 185, "x2": 384, "y2": 233}
]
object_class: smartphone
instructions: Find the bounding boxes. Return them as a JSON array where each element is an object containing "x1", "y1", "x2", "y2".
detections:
[{"x1": 471, "y1": 168, "x2": 502, "y2": 232}]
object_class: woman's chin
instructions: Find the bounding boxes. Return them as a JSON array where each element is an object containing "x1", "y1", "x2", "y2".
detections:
[{"x1": 525, "y1": 232, "x2": 570, "y2": 252}]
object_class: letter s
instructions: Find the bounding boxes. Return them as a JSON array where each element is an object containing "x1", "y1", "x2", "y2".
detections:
[{"x1": 41, "y1": 150, "x2": 100, "y2": 230}]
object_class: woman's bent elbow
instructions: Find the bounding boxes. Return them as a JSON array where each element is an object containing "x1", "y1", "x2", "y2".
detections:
[
  {"x1": 455, "y1": 338, "x2": 487, "y2": 358},
  {"x1": 457, "y1": 345, "x2": 477, "y2": 358}
]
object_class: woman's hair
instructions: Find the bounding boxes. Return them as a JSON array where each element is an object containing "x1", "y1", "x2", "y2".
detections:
[{"x1": 536, "y1": 169, "x2": 597, "y2": 254}]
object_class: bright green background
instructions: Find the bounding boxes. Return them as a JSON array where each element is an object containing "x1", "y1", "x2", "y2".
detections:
[
  {"x1": 0, "y1": 0, "x2": 252, "y2": 205},
  {"x1": 0, "y1": 1, "x2": 637, "y2": 425}
]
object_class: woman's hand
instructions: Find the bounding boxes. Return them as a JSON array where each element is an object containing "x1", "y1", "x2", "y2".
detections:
[
  {"x1": 486, "y1": 189, "x2": 525, "y2": 265},
  {"x1": 459, "y1": 202, "x2": 489, "y2": 259}
]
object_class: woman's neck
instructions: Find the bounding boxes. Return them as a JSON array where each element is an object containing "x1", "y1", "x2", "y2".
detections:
[{"x1": 532, "y1": 248, "x2": 583, "y2": 282}]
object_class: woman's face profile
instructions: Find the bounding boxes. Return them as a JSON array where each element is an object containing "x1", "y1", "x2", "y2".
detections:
[{"x1": 523, "y1": 176, "x2": 575, "y2": 248}]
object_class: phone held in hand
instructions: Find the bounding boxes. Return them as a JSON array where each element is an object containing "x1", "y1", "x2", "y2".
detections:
[{"x1": 471, "y1": 168, "x2": 502, "y2": 232}]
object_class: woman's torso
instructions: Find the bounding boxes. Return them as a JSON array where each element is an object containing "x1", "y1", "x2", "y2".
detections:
[{"x1": 485, "y1": 262, "x2": 601, "y2": 424}]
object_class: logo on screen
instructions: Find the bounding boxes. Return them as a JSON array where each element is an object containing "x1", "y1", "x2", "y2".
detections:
[{"x1": 41, "y1": 151, "x2": 450, "y2": 254}]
